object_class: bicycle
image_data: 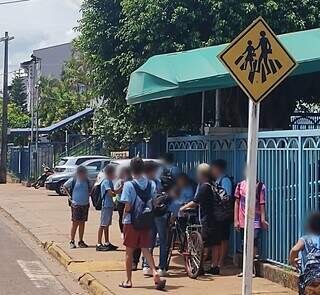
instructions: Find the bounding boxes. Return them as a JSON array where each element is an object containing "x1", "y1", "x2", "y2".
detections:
[{"x1": 166, "y1": 208, "x2": 204, "y2": 279}]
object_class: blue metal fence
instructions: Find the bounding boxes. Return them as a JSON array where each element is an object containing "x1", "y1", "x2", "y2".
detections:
[{"x1": 167, "y1": 129, "x2": 320, "y2": 266}]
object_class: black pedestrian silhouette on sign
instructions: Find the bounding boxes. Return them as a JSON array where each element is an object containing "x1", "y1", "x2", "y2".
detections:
[{"x1": 234, "y1": 30, "x2": 283, "y2": 84}]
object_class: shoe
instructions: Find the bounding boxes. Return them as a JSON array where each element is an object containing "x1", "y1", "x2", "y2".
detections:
[
  {"x1": 157, "y1": 269, "x2": 169, "y2": 277},
  {"x1": 132, "y1": 262, "x2": 138, "y2": 271},
  {"x1": 207, "y1": 266, "x2": 220, "y2": 275},
  {"x1": 104, "y1": 243, "x2": 118, "y2": 251},
  {"x1": 69, "y1": 240, "x2": 76, "y2": 249},
  {"x1": 96, "y1": 244, "x2": 109, "y2": 251},
  {"x1": 143, "y1": 267, "x2": 153, "y2": 277},
  {"x1": 237, "y1": 272, "x2": 255, "y2": 278},
  {"x1": 78, "y1": 241, "x2": 88, "y2": 248}
]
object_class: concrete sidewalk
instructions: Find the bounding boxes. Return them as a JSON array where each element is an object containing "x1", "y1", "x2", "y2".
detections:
[{"x1": 0, "y1": 184, "x2": 296, "y2": 294}]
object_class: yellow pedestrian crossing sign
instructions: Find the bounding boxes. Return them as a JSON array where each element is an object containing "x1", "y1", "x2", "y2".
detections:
[{"x1": 219, "y1": 17, "x2": 297, "y2": 103}]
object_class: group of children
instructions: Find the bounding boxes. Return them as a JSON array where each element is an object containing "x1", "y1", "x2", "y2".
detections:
[{"x1": 63, "y1": 155, "x2": 320, "y2": 293}]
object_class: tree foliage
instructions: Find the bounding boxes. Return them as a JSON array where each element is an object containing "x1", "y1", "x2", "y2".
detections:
[
  {"x1": 9, "y1": 74, "x2": 28, "y2": 112},
  {"x1": 75, "y1": 0, "x2": 320, "y2": 149}
]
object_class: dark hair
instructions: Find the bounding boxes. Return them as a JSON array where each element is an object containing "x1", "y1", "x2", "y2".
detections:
[
  {"x1": 177, "y1": 173, "x2": 190, "y2": 184},
  {"x1": 104, "y1": 164, "x2": 116, "y2": 176},
  {"x1": 76, "y1": 166, "x2": 87, "y2": 174},
  {"x1": 130, "y1": 157, "x2": 144, "y2": 175},
  {"x1": 211, "y1": 159, "x2": 227, "y2": 171},
  {"x1": 161, "y1": 152, "x2": 174, "y2": 164},
  {"x1": 144, "y1": 161, "x2": 159, "y2": 174},
  {"x1": 307, "y1": 212, "x2": 320, "y2": 235}
]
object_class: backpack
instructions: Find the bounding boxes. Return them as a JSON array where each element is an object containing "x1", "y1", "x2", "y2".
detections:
[
  {"x1": 299, "y1": 237, "x2": 320, "y2": 293},
  {"x1": 215, "y1": 175, "x2": 236, "y2": 221},
  {"x1": 91, "y1": 179, "x2": 113, "y2": 211},
  {"x1": 153, "y1": 193, "x2": 170, "y2": 217},
  {"x1": 68, "y1": 178, "x2": 90, "y2": 207},
  {"x1": 131, "y1": 180, "x2": 154, "y2": 230}
]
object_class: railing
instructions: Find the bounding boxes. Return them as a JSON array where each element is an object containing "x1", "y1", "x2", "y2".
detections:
[
  {"x1": 291, "y1": 113, "x2": 320, "y2": 130},
  {"x1": 168, "y1": 129, "x2": 320, "y2": 266}
]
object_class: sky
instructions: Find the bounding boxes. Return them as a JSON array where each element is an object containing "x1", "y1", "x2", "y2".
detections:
[{"x1": 0, "y1": 0, "x2": 82, "y2": 87}]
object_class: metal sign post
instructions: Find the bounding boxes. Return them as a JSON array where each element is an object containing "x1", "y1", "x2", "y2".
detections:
[
  {"x1": 218, "y1": 17, "x2": 298, "y2": 295},
  {"x1": 242, "y1": 100, "x2": 260, "y2": 294}
]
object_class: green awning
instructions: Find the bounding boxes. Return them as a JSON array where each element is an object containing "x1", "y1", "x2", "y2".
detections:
[{"x1": 126, "y1": 28, "x2": 320, "y2": 105}]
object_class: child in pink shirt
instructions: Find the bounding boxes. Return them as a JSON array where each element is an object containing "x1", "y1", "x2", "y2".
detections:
[{"x1": 234, "y1": 177, "x2": 269, "y2": 276}]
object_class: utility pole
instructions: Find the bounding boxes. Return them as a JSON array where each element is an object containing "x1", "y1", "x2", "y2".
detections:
[{"x1": 0, "y1": 32, "x2": 14, "y2": 184}]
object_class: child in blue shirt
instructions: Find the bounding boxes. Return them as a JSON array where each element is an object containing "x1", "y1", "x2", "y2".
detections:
[
  {"x1": 96, "y1": 165, "x2": 119, "y2": 252},
  {"x1": 289, "y1": 212, "x2": 320, "y2": 294}
]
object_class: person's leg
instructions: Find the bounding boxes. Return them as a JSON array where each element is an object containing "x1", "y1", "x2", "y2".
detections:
[
  {"x1": 211, "y1": 245, "x2": 220, "y2": 267},
  {"x1": 98, "y1": 226, "x2": 104, "y2": 245},
  {"x1": 263, "y1": 56, "x2": 271, "y2": 74},
  {"x1": 70, "y1": 221, "x2": 78, "y2": 241},
  {"x1": 78, "y1": 222, "x2": 85, "y2": 241},
  {"x1": 141, "y1": 248, "x2": 162, "y2": 284},
  {"x1": 117, "y1": 203, "x2": 125, "y2": 233},
  {"x1": 104, "y1": 226, "x2": 110, "y2": 244},
  {"x1": 219, "y1": 240, "x2": 229, "y2": 267},
  {"x1": 123, "y1": 247, "x2": 134, "y2": 287},
  {"x1": 133, "y1": 248, "x2": 141, "y2": 269},
  {"x1": 257, "y1": 56, "x2": 262, "y2": 73},
  {"x1": 155, "y1": 215, "x2": 168, "y2": 270}
]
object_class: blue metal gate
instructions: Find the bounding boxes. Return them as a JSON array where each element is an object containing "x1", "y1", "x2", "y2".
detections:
[{"x1": 167, "y1": 129, "x2": 320, "y2": 266}]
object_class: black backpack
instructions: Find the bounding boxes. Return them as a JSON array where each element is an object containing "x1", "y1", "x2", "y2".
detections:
[
  {"x1": 153, "y1": 193, "x2": 170, "y2": 217},
  {"x1": 91, "y1": 179, "x2": 113, "y2": 211},
  {"x1": 131, "y1": 181, "x2": 155, "y2": 230}
]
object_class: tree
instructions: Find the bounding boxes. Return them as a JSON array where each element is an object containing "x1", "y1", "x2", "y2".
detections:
[
  {"x1": 76, "y1": 0, "x2": 320, "y2": 150},
  {"x1": 10, "y1": 73, "x2": 28, "y2": 113}
]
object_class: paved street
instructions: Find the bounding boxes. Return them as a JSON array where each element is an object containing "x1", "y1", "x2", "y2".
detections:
[{"x1": 0, "y1": 217, "x2": 68, "y2": 295}]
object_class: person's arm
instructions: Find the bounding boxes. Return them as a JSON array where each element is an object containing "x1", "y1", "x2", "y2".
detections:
[
  {"x1": 63, "y1": 178, "x2": 73, "y2": 198},
  {"x1": 114, "y1": 179, "x2": 124, "y2": 194},
  {"x1": 234, "y1": 183, "x2": 240, "y2": 231},
  {"x1": 260, "y1": 184, "x2": 269, "y2": 230},
  {"x1": 120, "y1": 182, "x2": 133, "y2": 213},
  {"x1": 289, "y1": 239, "x2": 304, "y2": 268},
  {"x1": 254, "y1": 40, "x2": 261, "y2": 51},
  {"x1": 179, "y1": 200, "x2": 198, "y2": 212}
]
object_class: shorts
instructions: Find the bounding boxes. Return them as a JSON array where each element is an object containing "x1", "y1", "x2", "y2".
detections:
[
  {"x1": 71, "y1": 204, "x2": 89, "y2": 222},
  {"x1": 202, "y1": 226, "x2": 221, "y2": 247},
  {"x1": 100, "y1": 207, "x2": 113, "y2": 227},
  {"x1": 123, "y1": 224, "x2": 152, "y2": 249},
  {"x1": 217, "y1": 219, "x2": 232, "y2": 241},
  {"x1": 240, "y1": 228, "x2": 261, "y2": 247}
]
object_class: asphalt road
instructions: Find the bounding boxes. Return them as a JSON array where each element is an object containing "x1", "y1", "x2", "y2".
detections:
[{"x1": 0, "y1": 217, "x2": 70, "y2": 295}]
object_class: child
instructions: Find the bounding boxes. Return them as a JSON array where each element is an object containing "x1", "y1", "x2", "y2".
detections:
[
  {"x1": 96, "y1": 164, "x2": 118, "y2": 251},
  {"x1": 242, "y1": 40, "x2": 255, "y2": 72},
  {"x1": 234, "y1": 166, "x2": 269, "y2": 276},
  {"x1": 64, "y1": 166, "x2": 91, "y2": 249},
  {"x1": 119, "y1": 157, "x2": 166, "y2": 290},
  {"x1": 289, "y1": 213, "x2": 320, "y2": 295}
]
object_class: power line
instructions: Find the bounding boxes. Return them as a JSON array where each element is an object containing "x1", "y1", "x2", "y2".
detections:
[{"x1": 0, "y1": 0, "x2": 30, "y2": 5}]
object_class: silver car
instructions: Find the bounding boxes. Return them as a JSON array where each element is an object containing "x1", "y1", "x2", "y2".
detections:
[{"x1": 45, "y1": 156, "x2": 111, "y2": 195}]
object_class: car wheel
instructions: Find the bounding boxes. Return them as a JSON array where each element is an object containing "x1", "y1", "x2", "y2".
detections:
[{"x1": 56, "y1": 181, "x2": 66, "y2": 196}]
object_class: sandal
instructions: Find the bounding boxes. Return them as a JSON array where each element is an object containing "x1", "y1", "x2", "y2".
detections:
[
  {"x1": 119, "y1": 281, "x2": 132, "y2": 288},
  {"x1": 155, "y1": 279, "x2": 166, "y2": 291}
]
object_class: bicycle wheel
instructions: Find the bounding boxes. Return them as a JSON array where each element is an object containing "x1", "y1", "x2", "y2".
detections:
[
  {"x1": 166, "y1": 226, "x2": 176, "y2": 270},
  {"x1": 184, "y1": 231, "x2": 204, "y2": 279}
]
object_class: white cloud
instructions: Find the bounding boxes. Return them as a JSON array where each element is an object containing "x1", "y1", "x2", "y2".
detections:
[{"x1": 0, "y1": 0, "x2": 81, "y2": 87}]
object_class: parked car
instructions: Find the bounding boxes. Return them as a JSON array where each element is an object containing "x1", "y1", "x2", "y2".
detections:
[
  {"x1": 45, "y1": 156, "x2": 111, "y2": 195},
  {"x1": 95, "y1": 158, "x2": 162, "y2": 185}
]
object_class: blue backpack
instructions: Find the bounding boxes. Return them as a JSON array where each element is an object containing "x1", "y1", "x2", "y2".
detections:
[
  {"x1": 131, "y1": 180, "x2": 154, "y2": 230},
  {"x1": 299, "y1": 237, "x2": 320, "y2": 293}
]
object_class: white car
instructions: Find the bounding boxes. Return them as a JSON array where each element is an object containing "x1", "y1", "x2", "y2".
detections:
[
  {"x1": 46, "y1": 156, "x2": 111, "y2": 195},
  {"x1": 95, "y1": 159, "x2": 162, "y2": 185}
]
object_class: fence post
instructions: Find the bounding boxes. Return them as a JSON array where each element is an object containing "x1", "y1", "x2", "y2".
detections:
[{"x1": 298, "y1": 135, "x2": 303, "y2": 237}]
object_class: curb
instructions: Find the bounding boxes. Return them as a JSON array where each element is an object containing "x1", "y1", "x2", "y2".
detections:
[
  {"x1": 258, "y1": 262, "x2": 299, "y2": 292},
  {"x1": 0, "y1": 207, "x2": 112, "y2": 295},
  {"x1": 79, "y1": 273, "x2": 115, "y2": 295}
]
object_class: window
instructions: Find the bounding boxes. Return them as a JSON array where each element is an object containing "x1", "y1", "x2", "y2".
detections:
[{"x1": 86, "y1": 161, "x2": 101, "y2": 171}]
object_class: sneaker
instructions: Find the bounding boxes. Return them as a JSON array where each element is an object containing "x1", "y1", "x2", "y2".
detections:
[
  {"x1": 207, "y1": 266, "x2": 220, "y2": 275},
  {"x1": 157, "y1": 269, "x2": 169, "y2": 277},
  {"x1": 96, "y1": 244, "x2": 109, "y2": 251},
  {"x1": 69, "y1": 240, "x2": 76, "y2": 249},
  {"x1": 104, "y1": 243, "x2": 118, "y2": 251},
  {"x1": 78, "y1": 241, "x2": 88, "y2": 248},
  {"x1": 143, "y1": 267, "x2": 153, "y2": 277},
  {"x1": 132, "y1": 262, "x2": 138, "y2": 271}
]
